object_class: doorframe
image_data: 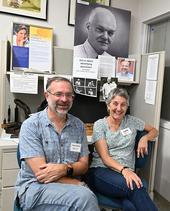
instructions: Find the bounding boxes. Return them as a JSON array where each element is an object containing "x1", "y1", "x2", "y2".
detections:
[{"x1": 143, "y1": 11, "x2": 170, "y2": 53}]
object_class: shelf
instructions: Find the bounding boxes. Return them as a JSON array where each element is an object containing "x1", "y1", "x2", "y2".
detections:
[
  {"x1": 118, "y1": 80, "x2": 139, "y2": 86},
  {"x1": 6, "y1": 71, "x2": 72, "y2": 80},
  {"x1": 6, "y1": 71, "x2": 139, "y2": 86}
]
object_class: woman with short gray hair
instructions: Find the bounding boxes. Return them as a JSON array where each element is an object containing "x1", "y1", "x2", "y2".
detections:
[
  {"x1": 105, "y1": 88, "x2": 129, "y2": 107},
  {"x1": 88, "y1": 87, "x2": 158, "y2": 211}
]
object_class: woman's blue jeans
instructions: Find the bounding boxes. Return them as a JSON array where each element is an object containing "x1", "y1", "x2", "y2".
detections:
[{"x1": 88, "y1": 167, "x2": 158, "y2": 211}]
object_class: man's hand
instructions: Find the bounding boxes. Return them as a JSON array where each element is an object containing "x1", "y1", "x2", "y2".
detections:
[{"x1": 35, "y1": 163, "x2": 67, "y2": 183}]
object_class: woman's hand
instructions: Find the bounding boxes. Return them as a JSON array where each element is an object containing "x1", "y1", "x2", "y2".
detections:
[
  {"x1": 122, "y1": 168, "x2": 143, "y2": 190},
  {"x1": 137, "y1": 124, "x2": 158, "y2": 158},
  {"x1": 137, "y1": 136, "x2": 148, "y2": 158}
]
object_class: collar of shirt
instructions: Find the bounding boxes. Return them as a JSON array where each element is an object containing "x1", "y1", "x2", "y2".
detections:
[
  {"x1": 41, "y1": 108, "x2": 71, "y2": 128},
  {"x1": 84, "y1": 40, "x2": 98, "y2": 58},
  {"x1": 84, "y1": 40, "x2": 112, "y2": 58}
]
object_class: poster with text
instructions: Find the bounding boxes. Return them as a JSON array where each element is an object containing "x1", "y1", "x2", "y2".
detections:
[{"x1": 12, "y1": 23, "x2": 53, "y2": 73}]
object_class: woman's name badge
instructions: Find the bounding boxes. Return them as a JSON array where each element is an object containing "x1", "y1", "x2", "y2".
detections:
[
  {"x1": 70, "y1": 143, "x2": 81, "y2": 152},
  {"x1": 121, "y1": 128, "x2": 132, "y2": 136}
]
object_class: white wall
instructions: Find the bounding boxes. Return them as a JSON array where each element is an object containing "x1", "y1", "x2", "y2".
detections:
[
  {"x1": 47, "y1": 0, "x2": 74, "y2": 49},
  {"x1": 138, "y1": 0, "x2": 170, "y2": 22}
]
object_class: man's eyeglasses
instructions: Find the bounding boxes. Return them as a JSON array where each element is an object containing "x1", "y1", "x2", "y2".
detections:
[{"x1": 47, "y1": 91, "x2": 74, "y2": 99}]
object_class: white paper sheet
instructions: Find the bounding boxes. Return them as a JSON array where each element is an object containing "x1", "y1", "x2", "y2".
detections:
[
  {"x1": 144, "y1": 80, "x2": 157, "y2": 105},
  {"x1": 29, "y1": 39, "x2": 52, "y2": 72},
  {"x1": 98, "y1": 55, "x2": 116, "y2": 79},
  {"x1": 73, "y1": 57, "x2": 98, "y2": 79},
  {"x1": 10, "y1": 72, "x2": 38, "y2": 94},
  {"x1": 146, "y1": 54, "x2": 159, "y2": 80},
  {"x1": 29, "y1": 26, "x2": 53, "y2": 73},
  {"x1": 73, "y1": 57, "x2": 98, "y2": 97}
]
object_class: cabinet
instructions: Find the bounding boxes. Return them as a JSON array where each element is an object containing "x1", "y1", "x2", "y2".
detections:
[
  {"x1": 0, "y1": 140, "x2": 19, "y2": 211},
  {"x1": 155, "y1": 119, "x2": 170, "y2": 202}
]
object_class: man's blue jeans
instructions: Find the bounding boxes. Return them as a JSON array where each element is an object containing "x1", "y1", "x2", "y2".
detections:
[
  {"x1": 19, "y1": 182, "x2": 100, "y2": 211},
  {"x1": 88, "y1": 167, "x2": 158, "y2": 211}
]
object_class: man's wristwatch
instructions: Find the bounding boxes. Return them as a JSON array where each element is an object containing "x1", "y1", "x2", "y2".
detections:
[{"x1": 67, "y1": 164, "x2": 73, "y2": 177}]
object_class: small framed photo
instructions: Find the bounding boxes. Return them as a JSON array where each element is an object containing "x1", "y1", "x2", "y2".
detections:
[
  {"x1": 100, "y1": 77, "x2": 118, "y2": 102},
  {"x1": 116, "y1": 58, "x2": 136, "y2": 82},
  {"x1": 0, "y1": 0, "x2": 48, "y2": 20},
  {"x1": 68, "y1": 0, "x2": 76, "y2": 26},
  {"x1": 68, "y1": 0, "x2": 111, "y2": 26}
]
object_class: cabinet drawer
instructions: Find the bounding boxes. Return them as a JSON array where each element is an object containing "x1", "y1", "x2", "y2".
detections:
[
  {"x1": 2, "y1": 187, "x2": 15, "y2": 211},
  {"x1": 2, "y1": 169, "x2": 19, "y2": 187},
  {"x1": 2, "y1": 152, "x2": 19, "y2": 169}
]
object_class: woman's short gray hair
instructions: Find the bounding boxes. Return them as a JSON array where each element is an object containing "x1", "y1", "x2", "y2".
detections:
[{"x1": 105, "y1": 88, "x2": 129, "y2": 106}]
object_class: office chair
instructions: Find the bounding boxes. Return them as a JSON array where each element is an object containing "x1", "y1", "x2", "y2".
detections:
[
  {"x1": 88, "y1": 130, "x2": 153, "y2": 210},
  {"x1": 14, "y1": 200, "x2": 22, "y2": 211}
]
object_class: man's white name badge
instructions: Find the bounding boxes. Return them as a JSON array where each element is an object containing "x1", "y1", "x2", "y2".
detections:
[
  {"x1": 121, "y1": 128, "x2": 132, "y2": 136},
  {"x1": 70, "y1": 143, "x2": 81, "y2": 152}
]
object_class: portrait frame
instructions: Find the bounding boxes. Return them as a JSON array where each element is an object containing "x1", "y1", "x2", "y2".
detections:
[
  {"x1": 116, "y1": 57, "x2": 136, "y2": 82},
  {"x1": 68, "y1": 0, "x2": 111, "y2": 26},
  {"x1": 74, "y1": 3, "x2": 131, "y2": 58},
  {"x1": 99, "y1": 77, "x2": 118, "y2": 102},
  {"x1": 0, "y1": 0, "x2": 48, "y2": 20}
]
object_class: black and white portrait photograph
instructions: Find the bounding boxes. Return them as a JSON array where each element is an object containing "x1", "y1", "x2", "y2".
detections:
[
  {"x1": 86, "y1": 87, "x2": 96, "y2": 97},
  {"x1": 74, "y1": 86, "x2": 85, "y2": 94},
  {"x1": 74, "y1": 2, "x2": 131, "y2": 59},
  {"x1": 73, "y1": 77, "x2": 85, "y2": 86},
  {"x1": 100, "y1": 77, "x2": 118, "y2": 101},
  {"x1": 86, "y1": 78, "x2": 97, "y2": 87},
  {"x1": 73, "y1": 77, "x2": 97, "y2": 97}
]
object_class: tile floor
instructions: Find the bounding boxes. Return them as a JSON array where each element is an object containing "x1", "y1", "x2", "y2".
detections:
[{"x1": 154, "y1": 191, "x2": 170, "y2": 211}]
